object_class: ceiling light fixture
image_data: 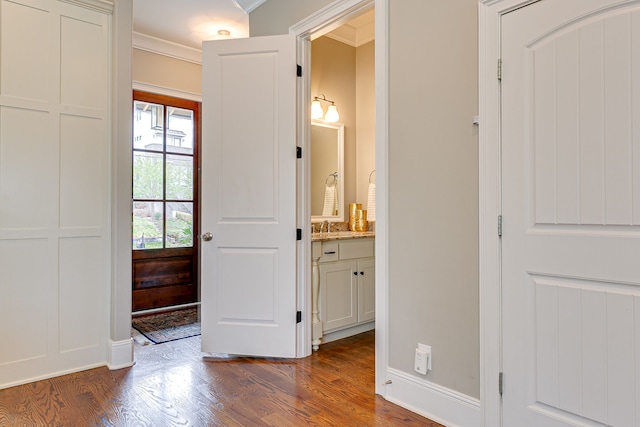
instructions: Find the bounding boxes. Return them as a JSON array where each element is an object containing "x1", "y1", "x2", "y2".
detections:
[
  {"x1": 218, "y1": 29, "x2": 231, "y2": 36},
  {"x1": 311, "y1": 94, "x2": 340, "y2": 122}
]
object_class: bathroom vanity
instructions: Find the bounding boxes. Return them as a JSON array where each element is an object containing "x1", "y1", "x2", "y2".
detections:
[{"x1": 311, "y1": 231, "x2": 375, "y2": 350}]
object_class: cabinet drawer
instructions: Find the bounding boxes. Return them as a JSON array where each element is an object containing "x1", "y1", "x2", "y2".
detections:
[
  {"x1": 339, "y1": 239, "x2": 374, "y2": 260},
  {"x1": 319, "y1": 242, "x2": 339, "y2": 262}
]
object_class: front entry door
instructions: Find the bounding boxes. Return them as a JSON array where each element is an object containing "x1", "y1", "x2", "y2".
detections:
[
  {"x1": 200, "y1": 35, "x2": 298, "y2": 357},
  {"x1": 501, "y1": 1, "x2": 640, "y2": 425},
  {"x1": 132, "y1": 92, "x2": 200, "y2": 311}
]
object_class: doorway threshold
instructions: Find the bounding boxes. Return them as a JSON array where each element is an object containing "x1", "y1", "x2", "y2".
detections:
[{"x1": 133, "y1": 301, "x2": 201, "y2": 317}]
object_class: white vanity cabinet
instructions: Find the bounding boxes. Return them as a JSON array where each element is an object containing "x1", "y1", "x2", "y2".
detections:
[
  {"x1": 320, "y1": 260, "x2": 358, "y2": 331},
  {"x1": 312, "y1": 236, "x2": 375, "y2": 349}
]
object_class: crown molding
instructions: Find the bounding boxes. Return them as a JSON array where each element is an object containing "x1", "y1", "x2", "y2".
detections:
[
  {"x1": 323, "y1": 19, "x2": 374, "y2": 48},
  {"x1": 132, "y1": 32, "x2": 202, "y2": 65},
  {"x1": 242, "y1": 0, "x2": 269, "y2": 13},
  {"x1": 61, "y1": 0, "x2": 113, "y2": 13}
]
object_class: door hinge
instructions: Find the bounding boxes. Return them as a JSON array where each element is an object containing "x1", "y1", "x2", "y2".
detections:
[
  {"x1": 497, "y1": 58, "x2": 502, "y2": 81},
  {"x1": 296, "y1": 146, "x2": 302, "y2": 159},
  {"x1": 499, "y1": 372, "x2": 504, "y2": 396},
  {"x1": 296, "y1": 228, "x2": 302, "y2": 241},
  {"x1": 498, "y1": 215, "x2": 503, "y2": 238},
  {"x1": 297, "y1": 64, "x2": 302, "y2": 77},
  {"x1": 296, "y1": 311, "x2": 302, "y2": 323}
]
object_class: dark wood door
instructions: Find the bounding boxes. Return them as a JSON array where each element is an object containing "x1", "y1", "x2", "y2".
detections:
[{"x1": 132, "y1": 91, "x2": 199, "y2": 311}]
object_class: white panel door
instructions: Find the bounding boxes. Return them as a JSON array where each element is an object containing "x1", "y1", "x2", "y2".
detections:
[
  {"x1": 501, "y1": 1, "x2": 640, "y2": 425},
  {"x1": 201, "y1": 35, "x2": 297, "y2": 357}
]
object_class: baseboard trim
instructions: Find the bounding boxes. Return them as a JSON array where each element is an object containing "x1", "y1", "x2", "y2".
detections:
[
  {"x1": 384, "y1": 368, "x2": 480, "y2": 427},
  {"x1": 107, "y1": 338, "x2": 135, "y2": 370},
  {"x1": 320, "y1": 321, "x2": 375, "y2": 345},
  {"x1": 1, "y1": 362, "x2": 107, "y2": 390}
]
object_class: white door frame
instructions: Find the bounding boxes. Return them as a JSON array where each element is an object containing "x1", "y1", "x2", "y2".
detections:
[
  {"x1": 290, "y1": 0, "x2": 390, "y2": 395},
  {"x1": 478, "y1": 1, "x2": 540, "y2": 425}
]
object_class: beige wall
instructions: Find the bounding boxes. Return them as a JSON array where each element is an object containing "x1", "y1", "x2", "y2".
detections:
[
  {"x1": 388, "y1": 0, "x2": 479, "y2": 398},
  {"x1": 311, "y1": 36, "x2": 356, "y2": 217},
  {"x1": 356, "y1": 40, "x2": 375, "y2": 208},
  {"x1": 250, "y1": 0, "x2": 479, "y2": 401},
  {"x1": 132, "y1": 49, "x2": 202, "y2": 95}
]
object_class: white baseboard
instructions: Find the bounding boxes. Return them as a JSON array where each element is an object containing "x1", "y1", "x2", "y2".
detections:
[
  {"x1": 384, "y1": 368, "x2": 480, "y2": 427},
  {"x1": 320, "y1": 321, "x2": 375, "y2": 345},
  {"x1": 107, "y1": 338, "x2": 134, "y2": 370},
  {"x1": 1, "y1": 362, "x2": 107, "y2": 390}
]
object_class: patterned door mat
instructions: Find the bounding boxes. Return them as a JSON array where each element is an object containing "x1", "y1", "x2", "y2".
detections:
[{"x1": 132, "y1": 307, "x2": 201, "y2": 344}]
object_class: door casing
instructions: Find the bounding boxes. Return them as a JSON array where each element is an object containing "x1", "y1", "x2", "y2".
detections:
[{"x1": 291, "y1": 0, "x2": 388, "y2": 395}]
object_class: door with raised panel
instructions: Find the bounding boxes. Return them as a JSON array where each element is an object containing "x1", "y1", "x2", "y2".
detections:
[
  {"x1": 501, "y1": 1, "x2": 640, "y2": 425},
  {"x1": 200, "y1": 35, "x2": 297, "y2": 357}
]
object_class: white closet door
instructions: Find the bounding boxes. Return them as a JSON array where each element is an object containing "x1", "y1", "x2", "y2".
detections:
[
  {"x1": 501, "y1": 1, "x2": 640, "y2": 425},
  {"x1": 0, "y1": 0, "x2": 111, "y2": 388}
]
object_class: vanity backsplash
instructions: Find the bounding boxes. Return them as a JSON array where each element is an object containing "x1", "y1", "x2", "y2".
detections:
[{"x1": 311, "y1": 221, "x2": 375, "y2": 233}]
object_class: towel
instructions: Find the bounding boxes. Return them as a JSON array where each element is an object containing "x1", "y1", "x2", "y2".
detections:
[
  {"x1": 367, "y1": 183, "x2": 376, "y2": 221},
  {"x1": 322, "y1": 185, "x2": 337, "y2": 216}
]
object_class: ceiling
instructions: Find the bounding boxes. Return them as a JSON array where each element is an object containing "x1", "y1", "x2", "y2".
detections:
[
  {"x1": 133, "y1": 0, "x2": 265, "y2": 50},
  {"x1": 133, "y1": 0, "x2": 374, "y2": 51}
]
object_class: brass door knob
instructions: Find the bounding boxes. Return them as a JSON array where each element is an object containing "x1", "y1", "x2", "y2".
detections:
[{"x1": 202, "y1": 232, "x2": 213, "y2": 241}]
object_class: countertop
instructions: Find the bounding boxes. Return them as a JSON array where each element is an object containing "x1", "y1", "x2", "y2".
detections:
[{"x1": 311, "y1": 231, "x2": 375, "y2": 242}]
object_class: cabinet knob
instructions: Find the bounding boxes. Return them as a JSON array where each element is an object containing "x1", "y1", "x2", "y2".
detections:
[
  {"x1": 360, "y1": 271, "x2": 364, "y2": 275},
  {"x1": 353, "y1": 272, "x2": 358, "y2": 276}
]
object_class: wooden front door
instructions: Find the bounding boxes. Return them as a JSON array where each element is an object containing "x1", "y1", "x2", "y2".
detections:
[{"x1": 132, "y1": 91, "x2": 200, "y2": 311}]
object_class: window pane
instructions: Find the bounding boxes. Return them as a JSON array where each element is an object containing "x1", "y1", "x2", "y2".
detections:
[
  {"x1": 133, "y1": 201, "x2": 164, "y2": 250},
  {"x1": 166, "y1": 107, "x2": 194, "y2": 154},
  {"x1": 166, "y1": 154, "x2": 193, "y2": 200},
  {"x1": 133, "y1": 151, "x2": 164, "y2": 199},
  {"x1": 133, "y1": 101, "x2": 164, "y2": 151},
  {"x1": 166, "y1": 202, "x2": 193, "y2": 248}
]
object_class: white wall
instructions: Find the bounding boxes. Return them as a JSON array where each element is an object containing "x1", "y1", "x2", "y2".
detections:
[{"x1": 0, "y1": 0, "x2": 115, "y2": 387}]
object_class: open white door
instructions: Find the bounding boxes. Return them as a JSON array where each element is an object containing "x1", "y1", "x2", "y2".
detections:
[
  {"x1": 200, "y1": 35, "x2": 297, "y2": 358},
  {"x1": 501, "y1": 1, "x2": 640, "y2": 425}
]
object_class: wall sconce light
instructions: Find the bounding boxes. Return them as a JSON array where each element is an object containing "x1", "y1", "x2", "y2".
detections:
[{"x1": 311, "y1": 94, "x2": 340, "y2": 122}]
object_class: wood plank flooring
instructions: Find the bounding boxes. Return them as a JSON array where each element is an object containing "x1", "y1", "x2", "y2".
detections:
[{"x1": 0, "y1": 331, "x2": 442, "y2": 426}]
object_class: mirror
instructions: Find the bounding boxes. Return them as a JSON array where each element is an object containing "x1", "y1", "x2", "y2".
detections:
[{"x1": 311, "y1": 120, "x2": 344, "y2": 222}]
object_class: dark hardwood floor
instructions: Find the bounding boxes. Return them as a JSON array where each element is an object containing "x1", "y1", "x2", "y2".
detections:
[{"x1": 0, "y1": 331, "x2": 441, "y2": 426}]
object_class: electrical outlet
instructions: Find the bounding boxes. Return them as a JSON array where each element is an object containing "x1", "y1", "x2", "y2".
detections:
[
  {"x1": 414, "y1": 343, "x2": 432, "y2": 375},
  {"x1": 414, "y1": 349, "x2": 427, "y2": 374}
]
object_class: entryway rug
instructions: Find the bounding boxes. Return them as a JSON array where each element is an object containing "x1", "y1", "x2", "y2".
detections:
[{"x1": 132, "y1": 307, "x2": 201, "y2": 344}]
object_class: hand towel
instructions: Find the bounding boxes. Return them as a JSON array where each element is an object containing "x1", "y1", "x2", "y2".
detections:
[
  {"x1": 367, "y1": 182, "x2": 376, "y2": 221},
  {"x1": 322, "y1": 185, "x2": 337, "y2": 216}
]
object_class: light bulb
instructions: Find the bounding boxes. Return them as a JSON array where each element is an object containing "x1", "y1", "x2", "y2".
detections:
[
  {"x1": 325, "y1": 105, "x2": 339, "y2": 122},
  {"x1": 311, "y1": 100, "x2": 324, "y2": 119}
]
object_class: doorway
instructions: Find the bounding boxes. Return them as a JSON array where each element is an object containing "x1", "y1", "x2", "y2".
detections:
[
  {"x1": 307, "y1": 11, "x2": 376, "y2": 350},
  {"x1": 131, "y1": 90, "x2": 200, "y2": 311}
]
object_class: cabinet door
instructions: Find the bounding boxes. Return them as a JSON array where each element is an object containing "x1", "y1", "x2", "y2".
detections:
[
  {"x1": 357, "y1": 259, "x2": 375, "y2": 323},
  {"x1": 320, "y1": 261, "x2": 358, "y2": 332}
]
